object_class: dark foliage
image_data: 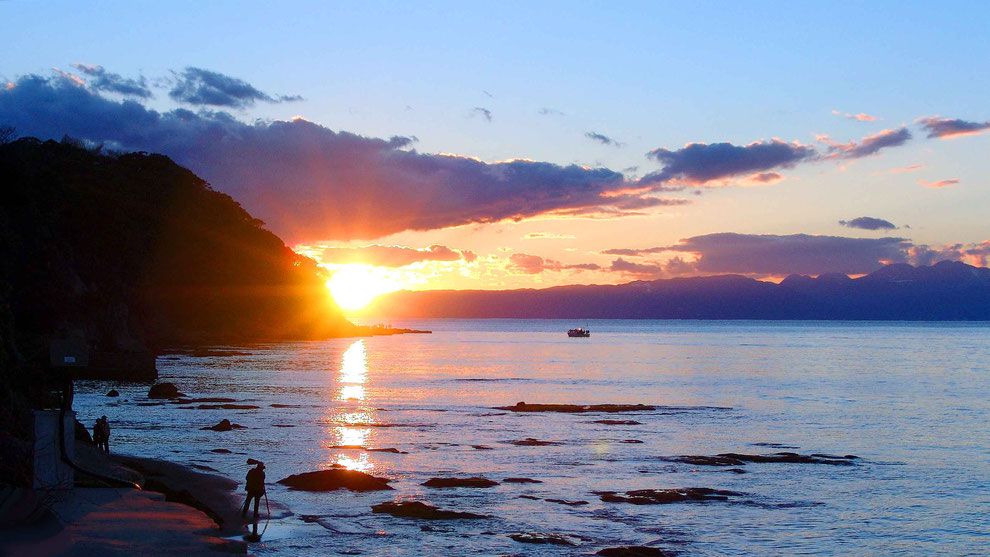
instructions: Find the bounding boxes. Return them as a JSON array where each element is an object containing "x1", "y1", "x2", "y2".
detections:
[{"x1": 0, "y1": 137, "x2": 355, "y2": 463}]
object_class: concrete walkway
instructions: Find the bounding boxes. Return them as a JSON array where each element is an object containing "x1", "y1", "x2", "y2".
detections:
[{"x1": 2, "y1": 487, "x2": 247, "y2": 556}]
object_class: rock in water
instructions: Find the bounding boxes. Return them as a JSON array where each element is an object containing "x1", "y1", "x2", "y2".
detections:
[
  {"x1": 148, "y1": 382, "x2": 184, "y2": 399},
  {"x1": 106, "y1": 389, "x2": 120, "y2": 397},
  {"x1": 422, "y1": 477, "x2": 499, "y2": 488},
  {"x1": 596, "y1": 487, "x2": 742, "y2": 505},
  {"x1": 371, "y1": 501, "x2": 487, "y2": 519},
  {"x1": 200, "y1": 419, "x2": 246, "y2": 432},
  {"x1": 597, "y1": 547, "x2": 670, "y2": 556},
  {"x1": 502, "y1": 477, "x2": 542, "y2": 484},
  {"x1": 509, "y1": 533, "x2": 576, "y2": 546},
  {"x1": 277, "y1": 469, "x2": 393, "y2": 492},
  {"x1": 496, "y1": 402, "x2": 655, "y2": 413}
]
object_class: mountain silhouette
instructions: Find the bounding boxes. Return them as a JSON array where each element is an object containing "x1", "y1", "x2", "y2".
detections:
[{"x1": 367, "y1": 260, "x2": 990, "y2": 320}]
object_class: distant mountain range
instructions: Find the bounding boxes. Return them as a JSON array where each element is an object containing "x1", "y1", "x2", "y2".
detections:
[{"x1": 367, "y1": 261, "x2": 990, "y2": 320}]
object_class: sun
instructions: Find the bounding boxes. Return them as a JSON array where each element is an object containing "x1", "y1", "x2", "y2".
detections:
[{"x1": 326, "y1": 265, "x2": 399, "y2": 311}]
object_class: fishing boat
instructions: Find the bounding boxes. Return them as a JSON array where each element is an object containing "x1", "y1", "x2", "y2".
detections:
[{"x1": 567, "y1": 327, "x2": 590, "y2": 337}]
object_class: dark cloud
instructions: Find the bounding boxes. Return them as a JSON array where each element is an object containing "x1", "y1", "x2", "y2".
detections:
[
  {"x1": 320, "y1": 244, "x2": 471, "y2": 267},
  {"x1": 72, "y1": 63, "x2": 151, "y2": 98},
  {"x1": 662, "y1": 233, "x2": 914, "y2": 275},
  {"x1": 819, "y1": 128, "x2": 911, "y2": 159},
  {"x1": 643, "y1": 140, "x2": 816, "y2": 185},
  {"x1": 507, "y1": 253, "x2": 601, "y2": 274},
  {"x1": 0, "y1": 73, "x2": 676, "y2": 242},
  {"x1": 749, "y1": 171, "x2": 783, "y2": 184},
  {"x1": 168, "y1": 67, "x2": 301, "y2": 108},
  {"x1": 839, "y1": 217, "x2": 897, "y2": 230},
  {"x1": 610, "y1": 233, "x2": 914, "y2": 276},
  {"x1": 585, "y1": 131, "x2": 623, "y2": 147},
  {"x1": 917, "y1": 116, "x2": 990, "y2": 139},
  {"x1": 609, "y1": 258, "x2": 664, "y2": 277},
  {"x1": 471, "y1": 107, "x2": 492, "y2": 122}
]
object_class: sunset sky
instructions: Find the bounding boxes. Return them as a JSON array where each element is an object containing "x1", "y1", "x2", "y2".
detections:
[{"x1": 3, "y1": 1, "x2": 989, "y2": 302}]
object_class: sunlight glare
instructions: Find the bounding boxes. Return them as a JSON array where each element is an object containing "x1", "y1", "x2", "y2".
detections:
[{"x1": 326, "y1": 265, "x2": 399, "y2": 310}]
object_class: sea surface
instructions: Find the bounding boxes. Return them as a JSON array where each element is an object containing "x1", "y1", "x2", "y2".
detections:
[{"x1": 74, "y1": 320, "x2": 990, "y2": 556}]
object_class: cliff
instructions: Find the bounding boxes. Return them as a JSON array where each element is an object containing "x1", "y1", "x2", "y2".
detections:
[{"x1": 0, "y1": 136, "x2": 354, "y2": 383}]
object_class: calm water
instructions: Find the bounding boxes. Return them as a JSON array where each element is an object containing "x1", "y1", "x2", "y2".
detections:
[{"x1": 74, "y1": 320, "x2": 990, "y2": 555}]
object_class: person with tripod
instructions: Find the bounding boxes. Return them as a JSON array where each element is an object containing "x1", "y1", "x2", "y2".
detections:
[{"x1": 241, "y1": 459, "x2": 266, "y2": 520}]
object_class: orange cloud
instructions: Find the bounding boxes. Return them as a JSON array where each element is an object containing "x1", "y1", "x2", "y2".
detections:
[{"x1": 918, "y1": 178, "x2": 960, "y2": 188}]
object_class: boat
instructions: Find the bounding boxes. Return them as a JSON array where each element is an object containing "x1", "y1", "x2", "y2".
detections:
[{"x1": 567, "y1": 327, "x2": 590, "y2": 337}]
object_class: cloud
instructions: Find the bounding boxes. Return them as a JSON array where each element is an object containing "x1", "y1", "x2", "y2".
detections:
[
  {"x1": 643, "y1": 139, "x2": 816, "y2": 185},
  {"x1": 320, "y1": 244, "x2": 473, "y2": 267},
  {"x1": 0, "y1": 72, "x2": 679, "y2": 242},
  {"x1": 832, "y1": 110, "x2": 879, "y2": 122},
  {"x1": 585, "y1": 131, "x2": 623, "y2": 147},
  {"x1": 919, "y1": 178, "x2": 960, "y2": 188},
  {"x1": 875, "y1": 164, "x2": 923, "y2": 174},
  {"x1": 168, "y1": 67, "x2": 301, "y2": 108},
  {"x1": 538, "y1": 107, "x2": 565, "y2": 116},
  {"x1": 818, "y1": 128, "x2": 911, "y2": 159},
  {"x1": 507, "y1": 253, "x2": 600, "y2": 274},
  {"x1": 523, "y1": 233, "x2": 576, "y2": 239},
  {"x1": 71, "y1": 63, "x2": 151, "y2": 98},
  {"x1": 471, "y1": 107, "x2": 492, "y2": 122},
  {"x1": 609, "y1": 257, "x2": 664, "y2": 277},
  {"x1": 909, "y1": 241, "x2": 990, "y2": 267},
  {"x1": 839, "y1": 217, "x2": 897, "y2": 230},
  {"x1": 611, "y1": 233, "x2": 915, "y2": 276},
  {"x1": 917, "y1": 116, "x2": 990, "y2": 139},
  {"x1": 747, "y1": 171, "x2": 784, "y2": 184},
  {"x1": 601, "y1": 248, "x2": 645, "y2": 256}
]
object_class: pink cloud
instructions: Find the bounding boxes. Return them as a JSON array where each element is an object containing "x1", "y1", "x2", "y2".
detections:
[
  {"x1": 832, "y1": 110, "x2": 879, "y2": 122},
  {"x1": 918, "y1": 178, "x2": 960, "y2": 188},
  {"x1": 818, "y1": 128, "x2": 912, "y2": 159},
  {"x1": 917, "y1": 116, "x2": 990, "y2": 139}
]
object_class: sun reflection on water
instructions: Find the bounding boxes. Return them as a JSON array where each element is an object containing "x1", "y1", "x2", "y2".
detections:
[{"x1": 325, "y1": 340, "x2": 376, "y2": 471}]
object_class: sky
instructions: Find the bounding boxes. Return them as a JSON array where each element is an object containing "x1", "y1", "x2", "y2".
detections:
[{"x1": 2, "y1": 1, "x2": 989, "y2": 304}]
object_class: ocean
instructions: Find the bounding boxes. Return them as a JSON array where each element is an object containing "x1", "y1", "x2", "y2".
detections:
[{"x1": 73, "y1": 320, "x2": 990, "y2": 555}]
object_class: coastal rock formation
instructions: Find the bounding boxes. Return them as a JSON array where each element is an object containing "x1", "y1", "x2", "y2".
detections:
[
  {"x1": 106, "y1": 389, "x2": 120, "y2": 397},
  {"x1": 667, "y1": 452, "x2": 859, "y2": 466},
  {"x1": 546, "y1": 498, "x2": 589, "y2": 506},
  {"x1": 591, "y1": 419, "x2": 642, "y2": 425},
  {"x1": 509, "y1": 438, "x2": 562, "y2": 446},
  {"x1": 595, "y1": 487, "x2": 742, "y2": 505},
  {"x1": 148, "y1": 383, "x2": 184, "y2": 399},
  {"x1": 509, "y1": 532, "x2": 576, "y2": 546},
  {"x1": 422, "y1": 477, "x2": 498, "y2": 488},
  {"x1": 503, "y1": 477, "x2": 542, "y2": 484},
  {"x1": 200, "y1": 419, "x2": 245, "y2": 432},
  {"x1": 497, "y1": 402, "x2": 655, "y2": 413},
  {"x1": 597, "y1": 546, "x2": 670, "y2": 556},
  {"x1": 277, "y1": 469, "x2": 392, "y2": 492},
  {"x1": 371, "y1": 501, "x2": 487, "y2": 520}
]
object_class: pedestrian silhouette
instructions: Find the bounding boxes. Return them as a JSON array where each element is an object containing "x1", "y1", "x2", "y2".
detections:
[
  {"x1": 92, "y1": 416, "x2": 110, "y2": 453},
  {"x1": 241, "y1": 460, "x2": 266, "y2": 520}
]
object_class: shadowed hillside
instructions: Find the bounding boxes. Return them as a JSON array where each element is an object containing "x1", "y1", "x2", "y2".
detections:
[
  {"x1": 0, "y1": 136, "x2": 356, "y2": 379},
  {"x1": 364, "y1": 261, "x2": 990, "y2": 320}
]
